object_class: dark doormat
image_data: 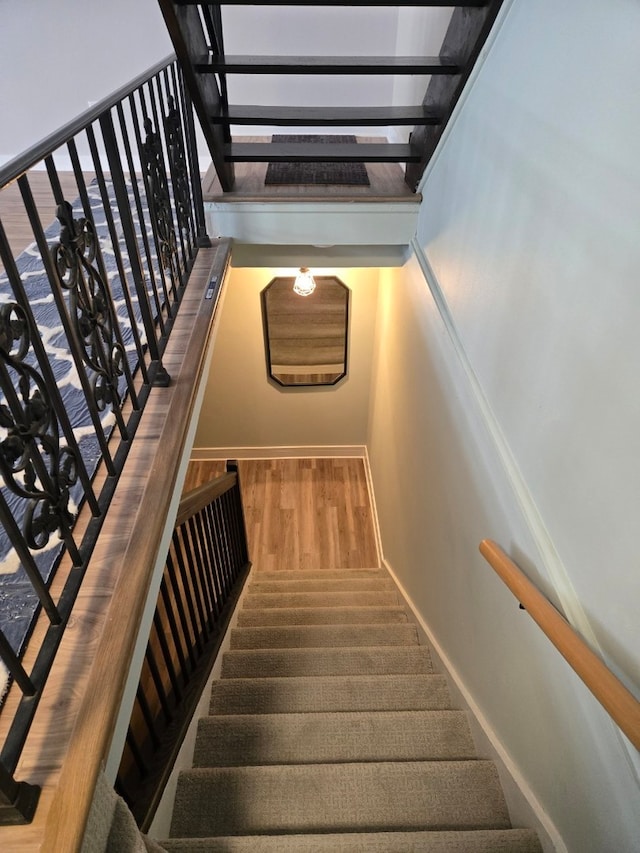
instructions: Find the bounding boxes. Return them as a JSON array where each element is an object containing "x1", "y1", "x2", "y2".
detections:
[{"x1": 265, "y1": 135, "x2": 370, "y2": 186}]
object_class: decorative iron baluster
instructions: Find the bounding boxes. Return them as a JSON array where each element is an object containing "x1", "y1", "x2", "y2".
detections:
[
  {"x1": 141, "y1": 117, "x2": 178, "y2": 277},
  {"x1": 0, "y1": 303, "x2": 80, "y2": 562},
  {"x1": 164, "y1": 95, "x2": 193, "y2": 241},
  {"x1": 51, "y1": 202, "x2": 127, "y2": 427}
]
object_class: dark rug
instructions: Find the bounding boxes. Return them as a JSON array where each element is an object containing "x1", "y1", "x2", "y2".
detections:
[{"x1": 265, "y1": 135, "x2": 370, "y2": 186}]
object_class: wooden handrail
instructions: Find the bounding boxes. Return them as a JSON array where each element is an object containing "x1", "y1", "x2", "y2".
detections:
[
  {"x1": 175, "y1": 472, "x2": 237, "y2": 528},
  {"x1": 479, "y1": 539, "x2": 640, "y2": 751},
  {"x1": 38, "y1": 242, "x2": 231, "y2": 852}
]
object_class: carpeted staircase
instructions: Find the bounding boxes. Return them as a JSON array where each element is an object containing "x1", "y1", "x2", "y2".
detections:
[{"x1": 160, "y1": 568, "x2": 543, "y2": 852}]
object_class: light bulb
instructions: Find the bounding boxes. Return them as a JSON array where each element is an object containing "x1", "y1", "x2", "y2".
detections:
[{"x1": 293, "y1": 267, "x2": 316, "y2": 297}]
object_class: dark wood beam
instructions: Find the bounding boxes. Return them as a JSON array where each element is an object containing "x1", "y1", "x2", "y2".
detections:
[
  {"x1": 211, "y1": 105, "x2": 444, "y2": 126},
  {"x1": 195, "y1": 55, "x2": 462, "y2": 75},
  {"x1": 405, "y1": 0, "x2": 505, "y2": 189},
  {"x1": 176, "y1": 1, "x2": 490, "y2": 6},
  {"x1": 225, "y1": 141, "x2": 421, "y2": 163},
  {"x1": 157, "y1": 0, "x2": 235, "y2": 190}
]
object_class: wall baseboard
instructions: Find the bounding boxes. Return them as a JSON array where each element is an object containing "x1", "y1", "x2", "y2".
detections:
[
  {"x1": 191, "y1": 446, "x2": 367, "y2": 460},
  {"x1": 382, "y1": 555, "x2": 566, "y2": 853}
]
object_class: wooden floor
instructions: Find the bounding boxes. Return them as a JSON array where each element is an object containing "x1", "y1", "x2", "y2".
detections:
[
  {"x1": 184, "y1": 458, "x2": 380, "y2": 572},
  {"x1": 203, "y1": 136, "x2": 419, "y2": 203}
]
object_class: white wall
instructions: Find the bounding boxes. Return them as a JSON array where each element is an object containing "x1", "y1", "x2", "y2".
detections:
[
  {"x1": 0, "y1": 0, "x2": 172, "y2": 165},
  {"x1": 194, "y1": 264, "x2": 378, "y2": 450},
  {"x1": 367, "y1": 0, "x2": 640, "y2": 850}
]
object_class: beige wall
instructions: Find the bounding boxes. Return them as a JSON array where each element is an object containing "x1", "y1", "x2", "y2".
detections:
[{"x1": 194, "y1": 265, "x2": 379, "y2": 450}]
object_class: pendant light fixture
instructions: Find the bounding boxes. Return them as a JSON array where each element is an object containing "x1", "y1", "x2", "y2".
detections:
[{"x1": 293, "y1": 267, "x2": 316, "y2": 297}]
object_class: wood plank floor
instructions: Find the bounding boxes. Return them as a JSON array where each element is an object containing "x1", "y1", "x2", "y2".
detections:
[{"x1": 184, "y1": 458, "x2": 380, "y2": 572}]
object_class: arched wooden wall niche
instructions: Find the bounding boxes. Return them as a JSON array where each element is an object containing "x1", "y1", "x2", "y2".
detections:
[{"x1": 261, "y1": 275, "x2": 350, "y2": 387}]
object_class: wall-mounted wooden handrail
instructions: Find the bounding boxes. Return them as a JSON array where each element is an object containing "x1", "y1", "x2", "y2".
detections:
[
  {"x1": 175, "y1": 472, "x2": 237, "y2": 528},
  {"x1": 479, "y1": 539, "x2": 640, "y2": 751}
]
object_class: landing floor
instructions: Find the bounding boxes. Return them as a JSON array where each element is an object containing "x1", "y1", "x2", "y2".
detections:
[{"x1": 184, "y1": 458, "x2": 380, "y2": 572}]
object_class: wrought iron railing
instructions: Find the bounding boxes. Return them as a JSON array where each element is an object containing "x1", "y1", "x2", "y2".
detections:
[
  {"x1": 0, "y1": 53, "x2": 209, "y2": 823},
  {"x1": 116, "y1": 462, "x2": 250, "y2": 827}
]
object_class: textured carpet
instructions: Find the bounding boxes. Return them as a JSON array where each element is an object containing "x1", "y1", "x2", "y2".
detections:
[
  {"x1": 265, "y1": 135, "x2": 370, "y2": 186},
  {"x1": 163, "y1": 568, "x2": 543, "y2": 853}
]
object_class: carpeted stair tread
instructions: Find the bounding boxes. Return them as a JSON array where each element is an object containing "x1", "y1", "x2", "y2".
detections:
[
  {"x1": 170, "y1": 761, "x2": 510, "y2": 837},
  {"x1": 229, "y1": 623, "x2": 418, "y2": 649},
  {"x1": 252, "y1": 568, "x2": 388, "y2": 581},
  {"x1": 237, "y1": 605, "x2": 409, "y2": 626},
  {"x1": 243, "y1": 590, "x2": 400, "y2": 609},
  {"x1": 194, "y1": 711, "x2": 475, "y2": 766},
  {"x1": 221, "y1": 645, "x2": 432, "y2": 678},
  {"x1": 210, "y1": 674, "x2": 453, "y2": 714},
  {"x1": 248, "y1": 577, "x2": 395, "y2": 594},
  {"x1": 160, "y1": 828, "x2": 544, "y2": 852}
]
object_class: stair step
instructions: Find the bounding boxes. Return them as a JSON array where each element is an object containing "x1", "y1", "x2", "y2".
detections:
[
  {"x1": 248, "y1": 577, "x2": 395, "y2": 594},
  {"x1": 212, "y1": 104, "x2": 443, "y2": 127},
  {"x1": 178, "y1": 1, "x2": 486, "y2": 6},
  {"x1": 195, "y1": 55, "x2": 462, "y2": 76},
  {"x1": 194, "y1": 711, "x2": 475, "y2": 766},
  {"x1": 210, "y1": 674, "x2": 452, "y2": 715},
  {"x1": 243, "y1": 591, "x2": 399, "y2": 609},
  {"x1": 221, "y1": 645, "x2": 432, "y2": 679},
  {"x1": 250, "y1": 568, "x2": 387, "y2": 581},
  {"x1": 161, "y1": 828, "x2": 543, "y2": 853},
  {"x1": 230, "y1": 624, "x2": 418, "y2": 649},
  {"x1": 225, "y1": 142, "x2": 421, "y2": 164},
  {"x1": 237, "y1": 606, "x2": 408, "y2": 627},
  {"x1": 170, "y1": 761, "x2": 510, "y2": 837}
]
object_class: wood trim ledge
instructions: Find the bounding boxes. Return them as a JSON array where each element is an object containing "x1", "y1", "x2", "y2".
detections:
[{"x1": 19, "y1": 241, "x2": 231, "y2": 853}]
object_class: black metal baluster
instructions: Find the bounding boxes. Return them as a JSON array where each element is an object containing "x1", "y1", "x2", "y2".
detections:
[
  {"x1": 205, "y1": 501, "x2": 229, "y2": 604},
  {"x1": 128, "y1": 92, "x2": 173, "y2": 321},
  {"x1": 185, "y1": 516, "x2": 215, "y2": 630},
  {"x1": 175, "y1": 63, "x2": 210, "y2": 249},
  {"x1": 145, "y1": 644, "x2": 173, "y2": 725},
  {"x1": 0, "y1": 628, "x2": 35, "y2": 697},
  {"x1": 159, "y1": 69, "x2": 190, "y2": 273},
  {"x1": 78, "y1": 130, "x2": 148, "y2": 390},
  {"x1": 125, "y1": 729, "x2": 148, "y2": 779},
  {"x1": 98, "y1": 111, "x2": 170, "y2": 388},
  {"x1": 44, "y1": 156, "x2": 131, "y2": 441},
  {"x1": 201, "y1": 502, "x2": 225, "y2": 612},
  {"x1": 18, "y1": 175, "x2": 117, "y2": 475},
  {"x1": 165, "y1": 549, "x2": 199, "y2": 669},
  {"x1": 0, "y1": 219, "x2": 100, "y2": 517},
  {"x1": 159, "y1": 574, "x2": 190, "y2": 686},
  {"x1": 192, "y1": 511, "x2": 220, "y2": 619},
  {"x1": 135, "y1": 685, "x2": 161, "y2": 750},
  {"x1": 0, "y1": 758, "x2": 40, "y2": 825},
  {"x1": 0, "y1": 493, "x2": 61, "y2": 627},
  {"x1": 170, "y1": 529, "x2": 205, "y2": 654},
  {"x1": 210, "y1": 498, "x2": 232, "y2": 594},
  {"x1": 223, "y1": 489, "x2": 242, "y2": 577},
  {"x1": 0, "y1": 323, "x2": 82, "y2": 568},
  {"x1": 138, "y1": 84, "x2": 180, "y2": 300},
  {"x1": 152, "y1": 609, "x2": 182, "y2": 704},
  {"x1": 115, "y1": 101, "x2": 167, "y2": 339},
  {"x1": 168, "y1": 62, "x2": 197, "y2": 256},
  {"x1": 148, "y1": 76, "x2": 187, "y2": 286}
]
